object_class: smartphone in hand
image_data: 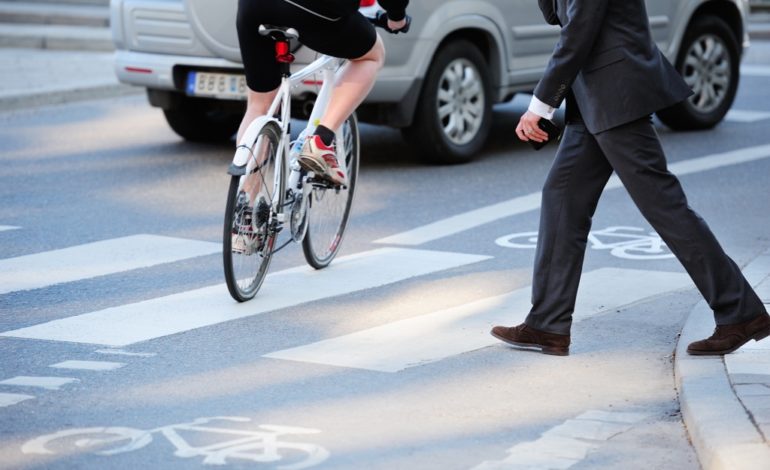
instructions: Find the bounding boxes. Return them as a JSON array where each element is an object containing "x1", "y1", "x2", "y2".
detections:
[{"x1": 530, "y1": 118, "x2": 562, "y2": 151}]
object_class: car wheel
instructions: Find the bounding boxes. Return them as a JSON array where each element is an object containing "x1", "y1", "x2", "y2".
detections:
[
  {"x1": 163, "y1": 97, "x2": 241, "y2": 142},
  {"x1": 403, "y1": 40, "x2": 493, "y2": 164},
  {"x1": 657, "y1": 16, "x2": 740, "y2": 130}
]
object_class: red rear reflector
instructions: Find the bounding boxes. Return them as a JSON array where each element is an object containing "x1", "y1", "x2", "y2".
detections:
[
  {"x1": 275, "y1": 41, "x2": 289, "y2": 56},
  {"x1": 360, "y1": 0, "x2": 376, "y2": 6},
  {"x1": 125, "y1": 67, "x2": 152, "y2": 74}
]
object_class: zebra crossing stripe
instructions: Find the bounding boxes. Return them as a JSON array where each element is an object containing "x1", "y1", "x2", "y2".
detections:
[
  {"x1": 725, "y1": 109, "x2": 770, "y2": 123},
  {"x1": 0, "y1": 393, "x2": 34, "y2": 408},
  {"x1": 0, "y1": 225, "x2": 19, "y2": 232},
  {"x1": 742, "y1": 65, "x2": 770, "y2": 77},
  {"x1": 264, "y1": 268, "x2": 691, "y2": 372},
  {"x1": 0, "y1": 248, "x2": 491, "y2": 347},
  {"x1": 0, "y1": 376, "x2": 78, "y2": 390},
  {"x1": 49, "y1": 361, "x2": 125, "y2": 371},
  {"x1": 0, "y1": 234, "x2": 220, "y2": 296}
]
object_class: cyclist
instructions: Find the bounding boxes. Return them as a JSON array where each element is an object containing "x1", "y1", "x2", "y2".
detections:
[{"x1": 236, "y1": 0, "x2": 410, "y2": 186}]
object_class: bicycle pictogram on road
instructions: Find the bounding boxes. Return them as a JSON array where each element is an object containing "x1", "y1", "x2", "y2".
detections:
[
  {"x1": 22, "y1": 416, "x2": 330, "y2": 469},
  {"x1": 495, "y1": 226, "x2": 674, "y2": 260}
]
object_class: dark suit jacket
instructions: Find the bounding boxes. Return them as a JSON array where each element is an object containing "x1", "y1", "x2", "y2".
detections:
[{"x1": 534, "y1": 0, "x2": 693, "y2": 134}]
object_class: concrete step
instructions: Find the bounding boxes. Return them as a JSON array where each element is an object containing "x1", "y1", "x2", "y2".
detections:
[
  {"x1": 0, "y1": 2, "x2": 109, "y2": 27},
  {"x1": 0, "y1": 24, "x2": 112, "y2": 51},
  {"x1": 749, "y1": 12, "x2": 770, "y2": 39}
]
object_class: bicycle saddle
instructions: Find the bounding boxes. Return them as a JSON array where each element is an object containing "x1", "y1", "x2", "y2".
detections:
[{"x1": 258, "y1": 25, "x2": 299, "y2": 41}]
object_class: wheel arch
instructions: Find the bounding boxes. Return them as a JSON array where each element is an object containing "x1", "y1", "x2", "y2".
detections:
[
  {"x1": 669, "y1": 1, "x2": 746, "y2": 60},
  {"x1": 412, "y1": 12, "x2": 508, "y2": 101}
]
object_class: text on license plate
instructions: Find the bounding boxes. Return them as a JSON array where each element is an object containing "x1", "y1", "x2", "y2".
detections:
[{"x1": 186, "y1": 72, "x2": 247, "y2": 99}]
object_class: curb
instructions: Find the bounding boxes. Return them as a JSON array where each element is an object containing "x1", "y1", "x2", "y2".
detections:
[
  {"x1": 675, "y1": 253, "x2": 770, "y2": 470},
  {"x1": 0, "y1": 82, "x2": 140, "y2": 111},
  {"x1": 0, "y1": 24, "x2": 113, "y2": 51}
]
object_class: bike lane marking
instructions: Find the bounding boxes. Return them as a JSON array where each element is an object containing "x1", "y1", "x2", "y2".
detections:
[
  {"x1": 0, "y1": 225, "x2": 19, "y2": 232},
  {"x1": 0, "y1": 376, "x2": 79, "y2": 390},
  {"x1": 0, "y1": 248, "x2": 491, "y2": 347},
  {"x1": 495, "y1": 226, "x2": 674, "y2": 260},
  {"x1": 0, "y1": 234, "x2": 220, "y2": 296},
  {"x1": 0, "y1": 392, "x2": 34, "y2": 408},
  {"x1": 21, "y1": 417, "x2": 331, "y2": 468},
  {"x1": 471, "y1": 410, "x2": 651, "y2": 470},
  {"x1": 264, "y1": 268, "x2": 691, "y2": 372},
  {"x1": 375, "y1": 143, "x2": 770, "y2": 246}
]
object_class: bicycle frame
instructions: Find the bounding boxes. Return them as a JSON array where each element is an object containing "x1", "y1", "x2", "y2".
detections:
[
  {"x1": 228, "y1": 53, "x2": 350, "y2": 251},
  {"x1": 230, "y1": 53, "x2": 348, "y2": 179}
]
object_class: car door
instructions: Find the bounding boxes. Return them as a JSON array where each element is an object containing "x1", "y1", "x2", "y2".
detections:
[{"x1": 496, "y1": 0, "x2": 559, "y2": 85}]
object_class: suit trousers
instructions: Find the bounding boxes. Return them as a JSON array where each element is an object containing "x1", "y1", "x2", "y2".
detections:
[{"x1": 524, "y1": 117, "x2": 766, "y2": 335}]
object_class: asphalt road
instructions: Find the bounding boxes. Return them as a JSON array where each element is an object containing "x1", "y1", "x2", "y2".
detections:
[{"x1": 1, "y1": 43, "x2": 769, "y2": 470}]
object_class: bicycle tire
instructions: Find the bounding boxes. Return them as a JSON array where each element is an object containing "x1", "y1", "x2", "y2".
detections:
[
  {"x1": 223, "y1": 123, "x2": 285, "y2": 302},
  {"x1": 301, "y1": 113, "x2": 360, "y2": 269},
  {"x1": 22, "y1": 427, "x2": 152, "y2": 456}
]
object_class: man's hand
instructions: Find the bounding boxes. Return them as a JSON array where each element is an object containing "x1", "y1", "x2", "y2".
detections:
[{"x1": 516, "y1": 110, "x2": 549, "y2": 143}]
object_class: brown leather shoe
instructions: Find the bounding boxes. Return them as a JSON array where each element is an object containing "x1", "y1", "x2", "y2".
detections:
[
  {"x1": 687, "y1": 313, "x2": 770, "y2": 356},
  {"x1": 490, "y1": 324, "x2": 570, "y2": 356}
]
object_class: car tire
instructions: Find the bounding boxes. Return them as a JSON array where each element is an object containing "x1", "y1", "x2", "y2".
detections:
[
  {"x1": 657, "y1": 16, "x2": 740, "y2": 130},
  {"x1": 163, "y1": 97, "x2": 242, "y2": 142},
  {"x1": 403, "y1": 40, "x2": 493, "y2": 164}
]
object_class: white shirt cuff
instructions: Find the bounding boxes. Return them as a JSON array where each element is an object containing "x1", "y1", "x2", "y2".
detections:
[{"x1": 528, "y1": 95, "x2": 556, "y2": 120}]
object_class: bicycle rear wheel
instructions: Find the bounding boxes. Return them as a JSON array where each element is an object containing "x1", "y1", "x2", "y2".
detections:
[
  {"x1": 301, "y1": 113, "x2": 360, "y2": 269},
  {"x1": 223, "y1": 123, "x2": 285, "y2": 302}
]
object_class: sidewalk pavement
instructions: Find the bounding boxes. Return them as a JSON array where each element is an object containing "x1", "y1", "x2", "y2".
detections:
[
  {"x1": 676, "y1": 250, "x2": 770, "y2": 470},
  {"x1": 0, "y1": 47, "x2": 138, "y2": 111}
]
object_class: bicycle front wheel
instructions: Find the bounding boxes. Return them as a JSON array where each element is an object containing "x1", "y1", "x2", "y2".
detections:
[
  {"x1": 223, "y1": 123, "x2": 285, "y2": 302},
  {"x1": 302, "y1": 113, "x2": 360, "y2": 269}
]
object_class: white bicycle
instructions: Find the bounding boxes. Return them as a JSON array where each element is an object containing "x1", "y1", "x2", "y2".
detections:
[
  {"x1": 223, "y1": 15, "x2": 409, "y2": 302},
  {"x1": 22, "y1": 416, "x2": 329, "y2": 469},
  {"x1": 222, "y1": 26, "x2": 360, "y2": 302}
]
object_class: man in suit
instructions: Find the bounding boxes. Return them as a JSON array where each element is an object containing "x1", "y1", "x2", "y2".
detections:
[{"x1": 490, "y1": 0, "x2": 769, "y2": 356}]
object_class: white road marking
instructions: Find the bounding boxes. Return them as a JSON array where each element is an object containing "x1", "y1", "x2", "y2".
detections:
[
  {"x1": 95, "y1": 349, "x2": 157, "y2": 357},
  {"x1": 264, "y1": 268, "x2": 691, "y2": 372},
  {"x1": 725, "y1": 109, "x2": 770, "y2": 123},
  {"x1": 471, "y1": 410, "x2": 650, "y2": 470},
  {"x1": 0, "y1": 376, "x2": 79, "y2": 390},
  {"x1": 0, "y1": 248, "x2": 491, "y2": 347},
  {"x1": 22, "y1": 416, "x2": 330, "y2": 467},
  {"x1": 742, "y1": 65, "x2": 770, "y2": 77},
  {"x1": 0, "y1": 234, "x2": 220, "y2": 295},
  {"x1": 49, "y1": 360, "x2": 125, "y2": 371},
  {"x1": 0, "y1": 392, "x2": 34, "y2": 408},
  {"x1": 496, "y1": 226, "x2": 673, "y2": 260},
  {"x1": 375, "y1": 144, "x2": 770, "y2": 246},
  {"x1": 0, "y1": 225, "x2": 19, "y2": 232}
]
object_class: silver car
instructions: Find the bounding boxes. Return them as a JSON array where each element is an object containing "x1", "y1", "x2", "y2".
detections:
[{"x1": 110, "y1": 0, "x2": 751, "y2": 163}]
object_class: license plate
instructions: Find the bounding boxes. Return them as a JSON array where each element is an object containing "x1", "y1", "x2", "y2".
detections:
[{"x1": 186, "y1": 71, "x2": 247, "y2": 99}]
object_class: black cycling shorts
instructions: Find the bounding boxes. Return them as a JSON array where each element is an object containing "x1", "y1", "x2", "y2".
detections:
[{"x1": 237, "y1": 0, "x2": 377, "y2": 92}]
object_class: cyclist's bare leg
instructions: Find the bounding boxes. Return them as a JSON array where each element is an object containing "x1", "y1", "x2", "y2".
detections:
[
  {"x1": 237, "y1": 87, "x2": 279, "y2": 203},
  {"x1": 237, "y1": 87, "x2": 279, "y2": 144},
  {"x1": 318, "y1": 34, "x2": 385, "y2": 132}
]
